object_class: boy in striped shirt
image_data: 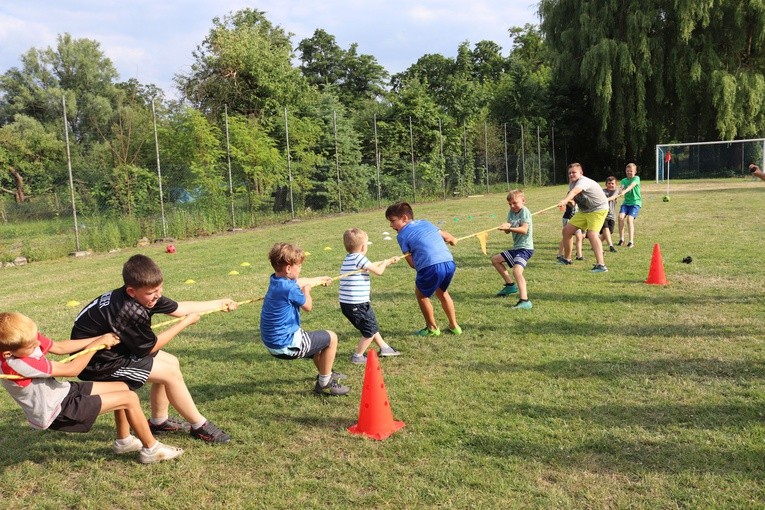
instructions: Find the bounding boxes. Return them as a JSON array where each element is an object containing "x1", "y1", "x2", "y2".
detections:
[{"x1": 339, "y1": 228, "x2": 401, "y2": 364}]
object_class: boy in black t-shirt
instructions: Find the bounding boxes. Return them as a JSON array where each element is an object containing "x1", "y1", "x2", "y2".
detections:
[{"x1": 71, "y1": 254, "x2": 238, "y2": 443}]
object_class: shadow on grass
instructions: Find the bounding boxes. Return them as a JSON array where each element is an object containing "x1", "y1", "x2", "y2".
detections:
[{"x1": 463, "y1": 425, "x2": 765, "y2": 477}]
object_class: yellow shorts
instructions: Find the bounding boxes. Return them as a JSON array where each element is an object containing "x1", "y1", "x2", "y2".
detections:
[{"x1": 569, "y1": 209, "x2": 608, "y2": 232}]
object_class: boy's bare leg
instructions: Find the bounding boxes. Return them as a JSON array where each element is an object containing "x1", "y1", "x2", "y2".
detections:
[
  {"x1": 627, "y1": 216, "x2": 635, "y2": 243},
  {"x1": 561, "y1": 223, "x2": 577, "y2": 260},
  {"x1": 90, "y1": 382, "x2": 134, "y2": 440},
  {"x1": 586, "y1": 230, "x2": 606, "y2": 265},
  {"x1": 147, "y1": 350, "x2": 204, "y2": 424},
  {"x1": 97, "y1": 385, "x2": 156, "y2": 448},
  {"x1": 618, "y1": 213, "x2": 626, "y2": 242},
  {"x1": 575, "y1": 231, "x2": 584, "y2": 258},
  {"x1": 313, "y1": 331, "x2": 338, "y2": 374},
  {"x1": 415, "y1": 288, "x2": 438, "y2": 330},
  {"x1": 491, "y1": 254, "x2": 513, "y2": 285},
  {"x1": 434, "y1": 288, "x2": 458, "y2": 330},
  {"x1": 513, "y1": 265, "x2": 528, "y2": 300}
]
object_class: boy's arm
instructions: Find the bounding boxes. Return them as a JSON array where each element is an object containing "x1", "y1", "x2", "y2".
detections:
[
  {"x1": 50, "y1": 335, "x2": 120, "y2": 378},
  {"x1": 173, "y1": 298, "x2": 237, "y2": 316},
  {"x1": 366, "y1": 256, "x2": 400, "y2": 276},
  {"x1": 557, "y1": 188, "x2": 582, "y2": 209},
  {"x1": 440, "y1": 230, "x2": 456, "y2": 246},
  {"x1": 300, "y1": 285, "x2": 314, "y2": 312},
  {"x1": 152, "y1": 313, "x2": 200, "y2": 352},
  {"x1": 750, "y1": 164, "x2": 765, "y2": 181},
  {"x1": 49, "y1": 333, "x2": 117, "y2": 355},
  {"x1": 297, "y1": 276, "x2": 332, "y2": 288}
]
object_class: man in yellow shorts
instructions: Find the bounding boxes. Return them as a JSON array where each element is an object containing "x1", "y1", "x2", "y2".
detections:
[{"x1": 556, "y1": 163, "x2": 610, "y2": 273}]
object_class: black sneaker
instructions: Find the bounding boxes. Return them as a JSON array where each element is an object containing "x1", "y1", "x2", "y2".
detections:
[
  {"x1": 627, "y1": 242, "x2": 634, "y2": 248},
  {"x1": 190, "y1": 420, "x2": 231, "y2": 444},
  {"x1": 314, "y1": 377, "x2": 350, "y2": 396},
  {"x1": 149, "y1": 416, "x2": 191, "y2": 434},
  {"x1": 617, "y1": 239, "x2": 624, "y2": 246},
  {"x1": 575, "y1": 256, "x2": 585, "y2": 261},
  {"x1": 609, "y1": 245, "x2": 617, "y2": 253}
]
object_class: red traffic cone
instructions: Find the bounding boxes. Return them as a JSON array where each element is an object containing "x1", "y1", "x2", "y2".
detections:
[
  {"x1": 348, "y1": 350, "x2": 405, "y2": 440},
  {"x1": 645, "y1": 243, "x2": 669, "y2": 285}
]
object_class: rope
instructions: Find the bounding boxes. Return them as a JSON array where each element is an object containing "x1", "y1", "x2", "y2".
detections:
[
  {"x1": 150, "y1": 298, "x2": 261, "y2": 330},
  {"x1": 452, "y1": 203, "x2": 561, "y2": 244}
]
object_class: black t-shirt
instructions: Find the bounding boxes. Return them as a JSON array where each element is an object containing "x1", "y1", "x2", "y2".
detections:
[{"x1": 71, "y1": 286, "x2": 179, "y2": 364}]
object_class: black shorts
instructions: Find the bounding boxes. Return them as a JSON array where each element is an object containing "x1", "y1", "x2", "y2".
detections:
[
  {"x1": 79, "y1": 354, "x2": 155, "y2": 390},
  {"x1": 600, "y1": 218, "x2": 615, "y2": 234},
  {"x1": 340, "y1": 302, "x2": 380, "y2": 338},
  {"x1": 48, "y1": 382, "x2": 101, "y2": 433}
]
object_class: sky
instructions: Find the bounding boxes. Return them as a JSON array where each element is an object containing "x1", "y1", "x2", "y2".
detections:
[{"x1": 0, "y1": 1, "x2": 540, "y2": 99}]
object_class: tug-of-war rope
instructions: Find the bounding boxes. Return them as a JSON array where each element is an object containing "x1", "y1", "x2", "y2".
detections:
[{"x1": 1, "y1": 203, "x2": 564, "y2": 380}]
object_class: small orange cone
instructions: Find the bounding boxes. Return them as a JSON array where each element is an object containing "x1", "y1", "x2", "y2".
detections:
[
  {"x1": 645, "y1": 243, "x2": 669, "y2": 285},
  {"x1": 348, "y1": 350, "x2": 405, "y2": 440}
]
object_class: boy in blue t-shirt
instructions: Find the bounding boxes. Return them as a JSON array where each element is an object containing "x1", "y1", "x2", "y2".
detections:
[
  {"x1": 259, "y1": 242, "x2": 350, "y2": 396},
  {"x1": 491, "y1": 189, "x2": 534, "y2": 309},
  {"x1": 385, "y1": 202, "x2": 461, "y2": 337}
]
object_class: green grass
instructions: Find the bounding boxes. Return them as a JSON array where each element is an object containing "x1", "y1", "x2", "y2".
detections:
[{"x1": 2, "y1": 178, "x2": 765, "y2": 509}]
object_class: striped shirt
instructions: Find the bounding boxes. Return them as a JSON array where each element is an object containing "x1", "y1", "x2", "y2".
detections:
[{"x1": 339, "y1": 253, "x2": 372, "y2": 304}]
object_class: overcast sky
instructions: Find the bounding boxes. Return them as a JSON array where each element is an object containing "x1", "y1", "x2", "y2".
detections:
[{"x1": 0, "y1": 1, "x2": 540, "y2": 99}]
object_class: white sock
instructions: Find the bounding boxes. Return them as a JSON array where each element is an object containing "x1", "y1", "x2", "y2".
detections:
[
  {"x1": 318, "y1": 374, "x2": 331, "y2": 386},
  {"x1": 115, "y1": 435, "x2": 135, "y2": 446},
  {"x1": 150, "y1": 416, "x2": 168, "y2": 426},
  {"x1": 191, "y1": 418, "x2": 207, "y2": 430},
  {"x1": 142, "y1": 441, "x2": 160, "y2": 453}
]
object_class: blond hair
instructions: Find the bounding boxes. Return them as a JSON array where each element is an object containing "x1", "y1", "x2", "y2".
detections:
[
  {"x1": 268, "y1": 242, "x2": 305, "y2": 271},
  {"x1": 343, "y1": 228, "x2": 368, "y2": 253},
  {"x1": 0, "y1": 312, "x2": 38, "y2": 351},
  {"x1": 626, "y1": 163, "x2": 638, "y2": 173},
  {"x1": 507, "y1": 189, "x2": 525, "y2": 201}
]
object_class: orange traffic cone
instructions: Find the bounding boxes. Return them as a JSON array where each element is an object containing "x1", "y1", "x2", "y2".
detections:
[
  {"x1": 645, "y1": 243, "x2": 669, "y2": 285},
  {"x1": 348, "y1": 350, "x2": 405, "y2": 440}
]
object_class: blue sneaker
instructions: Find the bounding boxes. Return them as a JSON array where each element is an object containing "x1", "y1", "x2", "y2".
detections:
[
  {"x1": 591, "y1": 264, "x2": 608, "y2": 273},
  {"x1": 557, "y1": 258, "x2": 573, "y2": 265},
  {"x1": 513, "y1": 300, "x2": 533, "y2": 310},
  {"x1": 496, "y1": 283, "x2": 518, "y2": 296}
]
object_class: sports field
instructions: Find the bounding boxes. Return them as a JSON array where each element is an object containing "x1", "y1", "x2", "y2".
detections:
[{"x1": 1, "y1": 178, "x2": 764, "y2": 509}]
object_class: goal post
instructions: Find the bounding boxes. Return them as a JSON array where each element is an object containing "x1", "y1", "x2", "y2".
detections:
[{"x1": 655, "y1": 138, "x2": 765, "y2": 183}]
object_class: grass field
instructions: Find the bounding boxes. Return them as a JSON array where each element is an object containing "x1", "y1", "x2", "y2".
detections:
[{"x1": 1, "y1": 178, "x2": 764, "y2": 509}]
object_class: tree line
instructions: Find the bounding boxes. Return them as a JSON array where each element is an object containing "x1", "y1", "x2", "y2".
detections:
[{"x1": 1, "y1": 4, "x2": 763, "y2": 223}]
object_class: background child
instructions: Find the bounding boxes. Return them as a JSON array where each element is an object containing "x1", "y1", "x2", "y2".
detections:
[
  {"x1": 339, "y1": 228, "x2": 401, "y2": 364},
  {"x1": 617, "y1": 162, "x2": 642, "y2": 248},
  {"x1": 385, "y1": 202, "x2": 461, "y2": 336},
  {"x1": 71, "y1": 254, "x2": 236, "y2": 444},
  {"x1": 557, "y1": 201, "x2": 584, "y2": 263},
  {"x1": 260, "y1": 242, "x2": 349, "y2": 396},
  {"x1": 492, "y1": 190, "x2": 534, "y2": 310},
  {"x1": 601, "y1": 176, "x2": 619, "y2": 253},
  {"x1": 1, "y1": 312, "x2": 183, "y2": 464}
]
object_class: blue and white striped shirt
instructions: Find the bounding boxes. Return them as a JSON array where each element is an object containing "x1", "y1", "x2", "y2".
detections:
[{"x1": 338, "y1": 253, "x2": 371, "y2": 304}]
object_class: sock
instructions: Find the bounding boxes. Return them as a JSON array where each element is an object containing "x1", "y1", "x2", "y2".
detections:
[
  {"x1": 142, "y1": 441, "x2": 160, "y2": 453},
  {"x1": 506, "y1": 283, "x2": 515, "y2": 287},
  {"x1": 191, "y1": 418, "x2": 207, "y2": 430},
  {"x1": 115, "y1": 435, "x2": 135, "y2": 446},
  {"x1": 518, "y1": 299, "x2": 529, "y2": 303},
  {"x1": 150, "y1": 416, "x2": 168, "y2": 426},
  {"x1": 318, "y1": 374, "x2": 331, "y2": 386}
]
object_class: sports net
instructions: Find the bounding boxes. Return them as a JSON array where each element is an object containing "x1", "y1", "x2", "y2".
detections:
[{"x1": 655, "y1": 138, "x2": 765, "y2": 182}]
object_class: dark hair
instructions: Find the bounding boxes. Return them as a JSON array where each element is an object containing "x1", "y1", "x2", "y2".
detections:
[
  {"x1": 606, "y1": 176, "x2": 617, "y2": 182},
  {"x1": 122, "y1": 254, "x2": 163, "y2": 288},
  {"x1": 385, "y1": 202, "x2": 414, "y2": 220}
]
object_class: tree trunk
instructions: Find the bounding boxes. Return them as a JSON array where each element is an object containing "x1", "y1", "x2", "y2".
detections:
[{"x1": 9, "y1": 167, "x2": 26, "y2": 203}]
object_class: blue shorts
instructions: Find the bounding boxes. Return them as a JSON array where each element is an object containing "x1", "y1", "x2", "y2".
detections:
[
  {"x1": 620, "y1": 204, "x2": 641, "y2": 219},
  {"x1": 500, "y1": 249, "x2": 534, "y2": 268},
  {"x1": 416, "y1": 261, "x2": 456, "y2": 298}
]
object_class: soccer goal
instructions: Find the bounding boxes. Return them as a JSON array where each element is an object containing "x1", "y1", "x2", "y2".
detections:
[{"x1": 655, "y1": 138, "x2": 765, "y2": 183}]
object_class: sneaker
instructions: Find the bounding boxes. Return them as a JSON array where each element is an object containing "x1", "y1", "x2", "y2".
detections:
[
  {"x1": 591, "y1": 264, "x2": 608, "y2": 273},
  {"x1": 331, "y1": 370, "x2": 349, "y2": 380},
  {"x1": 557, "y1": 258, "x2": 573, "y2": 265},
  {"x1": 149, "y1": 416, "x2": 191, "y2": 434},
  {"x1": 575, "y1": 256, "x2": 585, "y2": 261},
  {"x1": 609, "y1": 245, "x2": 617, "y2": 253},
  {"x1": 139, "y1": 441, "x2": 184, "y2": 464},
  {"x1": 112, "y1": 435, "x2": 143, "y2": 454},
  {"x1": 446, "y1": 325, "x2": 463, "y2": 335},
  {"x1": 627, "y1": 242, "x2": 634, "y2": 248},
  {"x1": 513, "y1": 300, "x2": 533, "y2": 310},
  {"x1": 190, "y1": 420, "x2": 231, "y2": 444},
  {"x1": 496, "y1": 283, "x2": 518, "y2": 296},
  {"x1": 414, "y1": 327, "x2": 441, "y2": 337},
  {"x1": 379, "y1": 346, "x2": 401, "y2": 357},
  {"x1": 314, "y1": 377, "x2": 350, "y2": 396},
  {"x1": 617, "y1": 239, "x2": 624, "y2": 246},
  {"x1": 555, "y1": 254, "x2": 565, "y2": 262},
  {"x1": 351, "y1": 353, "x2": 367, "y2": 364}
]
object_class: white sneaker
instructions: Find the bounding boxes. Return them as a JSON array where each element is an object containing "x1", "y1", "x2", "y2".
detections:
[
  {"x1": 139, "y1": 441, "x2": 184, "y2": 464},
  {"x1": 112, "y1": 435, "x2": 143, "y2": 454}
]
